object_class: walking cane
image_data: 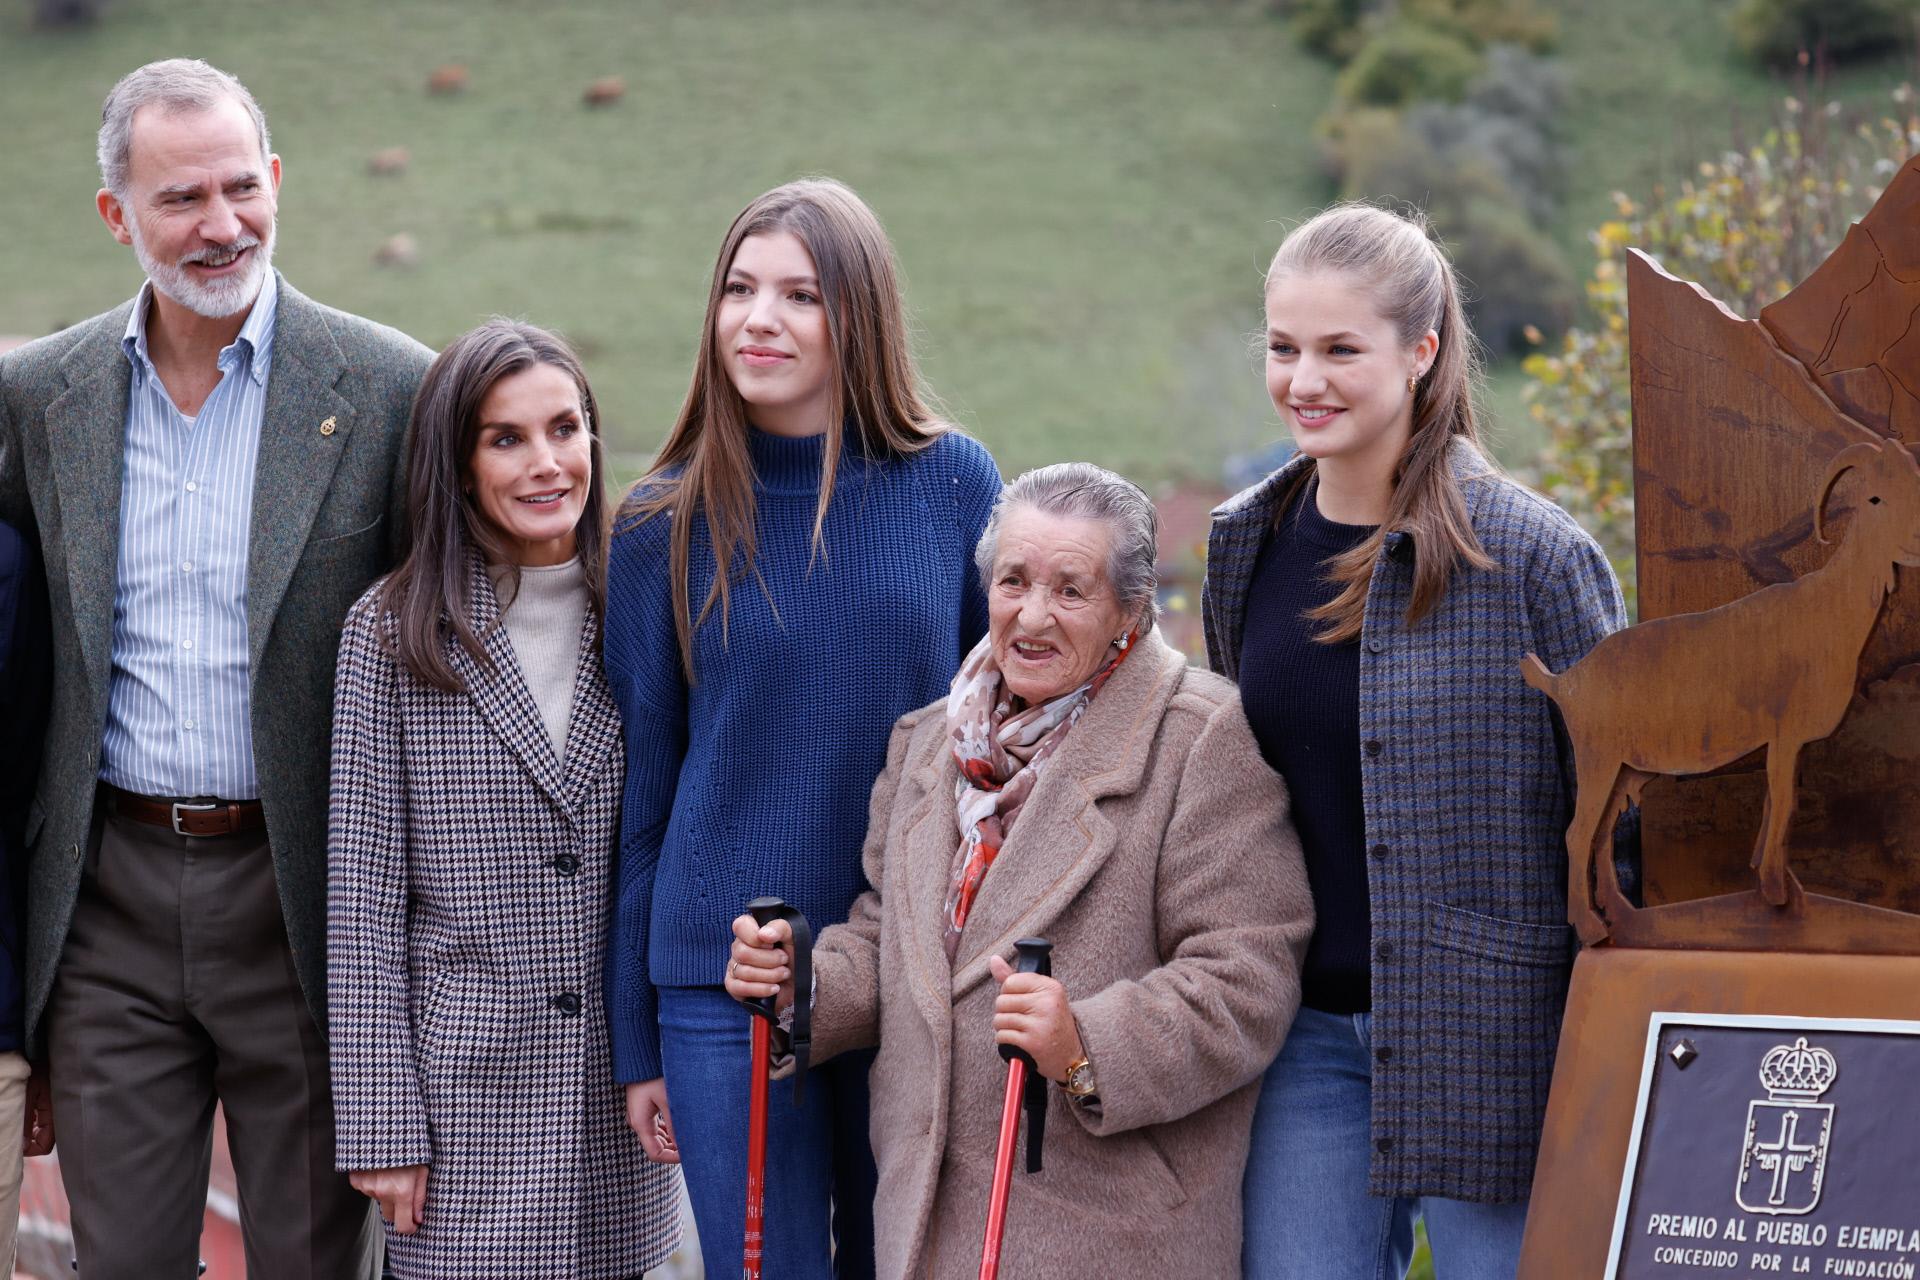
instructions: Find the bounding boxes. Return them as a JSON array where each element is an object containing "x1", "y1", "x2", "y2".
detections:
[
  {"x1": 742, "y1": 895, "x2": 812, "y2": 1280},
  {"x1": 979, "y1": 937, "x2": 1053, "y2": 1280}
]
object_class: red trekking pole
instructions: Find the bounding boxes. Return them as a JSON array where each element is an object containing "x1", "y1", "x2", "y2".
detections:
[
  {"x1": 979, "y1": 937, "x2": 1053, "y2": 1280},
  {"x1": 742, "y1": 895, "x2": 812, "y2": 1280}
]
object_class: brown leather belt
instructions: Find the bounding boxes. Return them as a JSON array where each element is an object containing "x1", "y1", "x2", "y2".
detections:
[{"x1": 106, "y1": 785, "x2": 265, "y2": 838}]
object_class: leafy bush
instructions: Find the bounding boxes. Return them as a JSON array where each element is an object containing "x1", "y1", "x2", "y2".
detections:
[
  {"x1": 1404, "y1": 46, "x2": 1569, "y2": 222},
  {"x1": 1335, "y1": 20, "x2": 1484, "y2": 108},
  {"x1": 1731, "y1": 0, "x2": 1918, "y2": 69},
  {"x1": 1320, "y1": 47, "x2": 1572, "y2": 350},
  {"x1": 1296, "y1": 2, "x2": 1573, "y2": 356},
  {"x1": 1446, "y1": 191, "x2": 1576, "y2": 352},
  {"x1": 1284, "y1": 0, "x2": 1374, "y2": 62},
  {"x1": 1314, "y1": 104, "x2": 1408, "y2": 181},
  {"x1": 1284, "y1": 0, "x2": 1557, "y2": 65},
  {"x1": 1459, "y1": 43, "x2": 1568, "y2": 136},
  {"x1": 1401, "y1": 0, "x2": 1558, "y2": 52},
  {"x1": 1364, "y1": 146, "x2": 1574, "y2": 350},
  {"x1": 1522, "y1": 87, "x2": 1920, "y2": 606}
]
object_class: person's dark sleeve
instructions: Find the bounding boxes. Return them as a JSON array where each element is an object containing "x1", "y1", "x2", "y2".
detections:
[
  {"x1": 0, "y1": 522, "x2": 50, "y2": 1050},
  {"x1": 0, "y1": 524, "x2": 50, "y2": 851}
]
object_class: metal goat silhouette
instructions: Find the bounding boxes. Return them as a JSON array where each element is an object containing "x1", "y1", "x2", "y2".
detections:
[{"x1": 1523, "y1": 438, "x2": 1920, "y2": 945}]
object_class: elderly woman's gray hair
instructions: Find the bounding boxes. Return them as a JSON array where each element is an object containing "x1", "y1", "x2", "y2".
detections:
[
  {"x1": 975, "y1": 462, "x2": 1159, "y2": 630},
  {"x1": 98, "y1": 59, "x2": 272, "y2": 198}
]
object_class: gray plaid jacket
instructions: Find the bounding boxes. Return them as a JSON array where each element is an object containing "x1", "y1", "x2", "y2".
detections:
[{"x1": 1202, "y1": 442, "x2": 1624, "y2": 1203}]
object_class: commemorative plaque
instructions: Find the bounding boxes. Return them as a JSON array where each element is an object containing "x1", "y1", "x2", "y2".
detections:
[
  {"x1": 1516, "y1": 154, "x2": 1920, "y2": 1277},
  {"x1": 1607, "y1": 1016, "x2": 1920, "y2": 1279}
]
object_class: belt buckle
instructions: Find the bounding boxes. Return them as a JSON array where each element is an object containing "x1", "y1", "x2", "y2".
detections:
[{"x1": 170, "y1": 800, "x2": 220, "y2": 837}]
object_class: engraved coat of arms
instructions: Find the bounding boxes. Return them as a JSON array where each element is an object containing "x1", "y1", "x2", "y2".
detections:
[{"x1": 1735, "y1": 1037, "x2": 1837, "y2": 1216}]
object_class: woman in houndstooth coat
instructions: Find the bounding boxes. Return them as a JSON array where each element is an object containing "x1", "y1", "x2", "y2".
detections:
[{"x1": 327, "y1": 321, "x2": 681, "y2": 1279}]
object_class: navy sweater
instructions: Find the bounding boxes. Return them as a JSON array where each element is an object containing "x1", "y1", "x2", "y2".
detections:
[
  {"x1": 1238, "y1": 482, "x2": 1375, "y2": 1014},
  {"x1": 603, "y1": 427, "x2": 1001, "y2": 1083}
]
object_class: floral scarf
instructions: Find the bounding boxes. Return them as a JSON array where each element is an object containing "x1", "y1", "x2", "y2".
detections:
[{"x1": 941, "y1": 629, "x2": 1137, "y2": 956}]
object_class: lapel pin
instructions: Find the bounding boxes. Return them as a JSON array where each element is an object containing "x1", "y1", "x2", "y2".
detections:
[{"x1": 319, "y1": 417, "x2": 337, "y2": 437}]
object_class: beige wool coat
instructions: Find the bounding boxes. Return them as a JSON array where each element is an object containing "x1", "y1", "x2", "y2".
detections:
[{"x1": 807, "y1": 630, "x2": 1313, "y2": 1278}]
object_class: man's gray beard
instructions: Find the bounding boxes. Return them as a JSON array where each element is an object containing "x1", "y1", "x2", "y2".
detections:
[{"x1": 129, "y1": 217, "x2": 275, "y2": 320}]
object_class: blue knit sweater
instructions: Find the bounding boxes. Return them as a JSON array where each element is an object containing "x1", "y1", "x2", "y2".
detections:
[{"x1": 603, "y1": 427, "x2": 1001, "y2": 1083}]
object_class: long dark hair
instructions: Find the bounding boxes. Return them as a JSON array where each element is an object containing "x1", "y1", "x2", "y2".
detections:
[
  {"x1": 1266, "y1": 202, "x2": 1496, "y2": 644},
  {"x1": 381, "y1": 319, "x2": 610, "y2": 692},
  {"x1": 622, "y1": 177, "x2": 951, "y2": 680}
]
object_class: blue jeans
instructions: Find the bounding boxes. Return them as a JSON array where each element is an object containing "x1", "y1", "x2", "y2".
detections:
[
  {"x1": 1243, "y1": 1007, "x2": 1530, "y2": 1280},
  {"x1": 657, "y1": 984, "x2": 877, "y2": 1280}
]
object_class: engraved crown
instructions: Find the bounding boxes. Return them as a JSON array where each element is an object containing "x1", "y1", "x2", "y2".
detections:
[{"x1": 1758, "y1": 1037, "x2": 1838, "y2": 1101}]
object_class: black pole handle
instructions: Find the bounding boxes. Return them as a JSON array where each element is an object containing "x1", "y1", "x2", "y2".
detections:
[
  {"x1": 997, "y1": 938, "x2": 1053, "y2": 1065},
  {"x1": 744, "y1": 895, "x2": 813, "y2": 1105},
  {"x1": 996, "y1": 936, "x2": 1053, "y2": 1174},
  {"x1": 745, "y1": 896, "x2": 788, "y2": 1021}
]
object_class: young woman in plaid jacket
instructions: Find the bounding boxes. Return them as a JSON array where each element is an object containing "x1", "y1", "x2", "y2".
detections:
[
  {"x1": 327, "y1": 321, "x2": 681, "y2": 1278},
  {"x1": 1204, "y1": 204, "x2": 1625, "y2": 1279}
]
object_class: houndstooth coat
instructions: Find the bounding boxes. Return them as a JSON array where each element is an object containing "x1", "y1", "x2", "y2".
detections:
[{"x1": 327, "y1": 569, "x2": 681, "y2": 1279}]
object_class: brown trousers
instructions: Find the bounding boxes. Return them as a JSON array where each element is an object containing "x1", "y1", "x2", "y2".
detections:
[{"x1": 46, "y1": 796, "x2": 379, "y2": 1279}]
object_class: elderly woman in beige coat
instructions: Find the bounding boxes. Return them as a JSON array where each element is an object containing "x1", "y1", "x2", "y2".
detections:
[{"x1": 726, "y1": 461, "x2": 1313, "y2": 1277}]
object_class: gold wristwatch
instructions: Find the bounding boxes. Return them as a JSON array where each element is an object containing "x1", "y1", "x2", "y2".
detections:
[{"x1": 1061, "y1": 1054, "x2": 1097, "y2": 1098}]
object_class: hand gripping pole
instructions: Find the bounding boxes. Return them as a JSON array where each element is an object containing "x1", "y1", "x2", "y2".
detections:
[
  {"x1": 744, "y1": 896, "x2": 813, "y2": 1102},
  {"x1": 741, "y1": 895, "x2": 812, "y2": 1280},
  {"x1": 978, "y1": 937, "x2": 1053, "y2": 1280}
]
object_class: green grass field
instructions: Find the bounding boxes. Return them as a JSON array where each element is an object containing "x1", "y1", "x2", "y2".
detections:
[
  {"x1": 1, "y1": 0, "x2": 1333, "y2": 486},
  {"x1": 2, "y1": 0, "x2": 1906, "y2": 487}
]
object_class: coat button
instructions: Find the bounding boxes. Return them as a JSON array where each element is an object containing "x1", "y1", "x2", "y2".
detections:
[
  {"x1": 1375, "y1": 1046, "x2": 1393, "y2": 1064},
  {"x1": 551, "y1": 992, "x2": 582, "y2": 1016},
  {"x1": 1366, "y1": 638, "x2": 1385, "y2": 654},
  {"x1": 1369, "y1": 843, "x2": 1388, "y2": 860},
  {"x1": 1377, "y1": 1136, "x2": 1395, "y2": 1154},
  {"x1": 1364, "y1": 740, "x2": 1383, "y2": 757},
  {"x1": 1375, "y1": 943, "x2": 1393, "y2": 962},
  {"x1": 552, "y1": 854, "x2": 580, "y2": 876}
]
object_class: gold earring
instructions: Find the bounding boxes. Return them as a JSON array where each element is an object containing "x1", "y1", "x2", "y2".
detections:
[{"x1": 1408, "y1": 374, "x2": 1419, "y2": 395}]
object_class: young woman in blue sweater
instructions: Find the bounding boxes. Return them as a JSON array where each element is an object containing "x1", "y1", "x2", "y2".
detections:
[
  {"x1": 1203, "y1": 204, "x2": 1624, "y2": 1278},
  {"x1": 603, "y1": 178, "x2": 1002, "y2": 1279}
]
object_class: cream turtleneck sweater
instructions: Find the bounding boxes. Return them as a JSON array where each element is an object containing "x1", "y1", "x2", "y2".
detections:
[{"x1": 489, "y1": 556, "x2": 588, "y2": 768}]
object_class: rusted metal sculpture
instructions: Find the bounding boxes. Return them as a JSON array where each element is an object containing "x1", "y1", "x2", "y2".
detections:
[
  {"x1": 1526, "y1": 438, "x2": 1920, "y2": 943},
  {"x1": 1516, "y1": 156, "x2": 1920, "y2": 1278},
  {"x1": 1634, "y1": 156, "x2": 1920, "y2": 917}
]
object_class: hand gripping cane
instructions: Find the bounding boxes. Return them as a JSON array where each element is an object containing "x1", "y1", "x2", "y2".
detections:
[
  {"x1": 978, "y1": 937, "x2": 1053, "y2": 1280},
  {"x1": 742, "y1": 896, "x2": 812, "y2": 1280}
]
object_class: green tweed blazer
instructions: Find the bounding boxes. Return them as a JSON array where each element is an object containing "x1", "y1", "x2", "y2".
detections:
[{"x1": 0, "y1": 274, "x2": 431, "y2": 1053}]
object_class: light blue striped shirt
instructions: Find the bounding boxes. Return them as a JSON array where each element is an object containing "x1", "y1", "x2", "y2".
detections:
[{"x1": 101, "y1": 273, "x2": 278, "y2": 800}]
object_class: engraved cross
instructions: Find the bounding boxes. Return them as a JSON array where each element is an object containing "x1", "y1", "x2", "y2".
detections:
[{"x1": 1753, "y1": 1110, "x2": 1818, "y2": 1206}]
